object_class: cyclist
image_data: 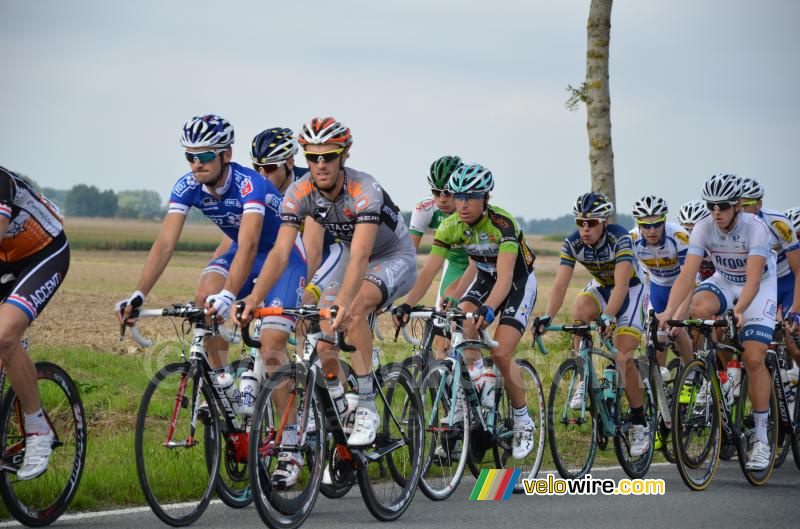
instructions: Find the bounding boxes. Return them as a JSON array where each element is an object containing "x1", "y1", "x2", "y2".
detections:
[
  {"x1": 538, "y1": 192, "x2": 651, "y2": 457},
  {"x1": 678, "y1": 200, "x2": 716, "y2": 281},
  {"x1": 0, "y1": 166, "x2": 70, "y2": 479},
  {"x1": 236, "y1": 117, "x2": 417, "y2": 463},
  {"x1": 784, "y1": 207, "x2": 800, "y2": 362},
  {"x1": 658, "y1": 173, "x2": 777, "y2": 470},
  {"x1": 738, "y1": 178, "x2": 800, "y2": 319},
  {"x1": 393, "y1": 163, "x2": 538, "y2": 459},
  {"x1": 115, "y1": 115, "x2": 307, "y2": 444}
]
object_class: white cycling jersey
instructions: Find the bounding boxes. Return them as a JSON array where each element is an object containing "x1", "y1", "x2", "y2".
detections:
[
  {"x1": 629, "y1": 222, "x2": 690, "y2": 287},
  {"x1": 758, "y1": 207, "x2": 800, "y2": 279},
  {"x1": 687, "y1": 213, "x2": 775, "y2": 284}
]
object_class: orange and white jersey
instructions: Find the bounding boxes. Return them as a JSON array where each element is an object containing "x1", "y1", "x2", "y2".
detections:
[{"x1": 0, "y1": 166, "x2": 64, "y2": 263}]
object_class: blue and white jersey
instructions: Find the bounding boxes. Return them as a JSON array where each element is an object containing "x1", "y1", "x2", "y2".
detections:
[
  {"x1": 758, "y1": 207, "x2": 800, "y2": 279},
  {"x1": 560, "y1": 223, "x2": 645, "y2": 287},
  {"x1": 687, "y1": 213, "x2": 775, "y2": 284},
  {"x1": 629, "y1": 222, "x2": 690, "y2": 287},
  {"x1": 168, "y1": 161, "x2": 283, "y2": 252}
]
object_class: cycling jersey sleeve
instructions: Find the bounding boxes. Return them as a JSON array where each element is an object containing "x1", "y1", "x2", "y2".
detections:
[
  {"x1": 352, "y1": 179, "x2": 384, "y2": 225},
  {"x1": 673, "y1": 226, "x2": 690, "y2": 266},
  {"x1": 748, "y1": 217, "x2": 772, "y2": 258},
  {"x1": 431, "y1": 217, "x2": 457, "y2": 258},
  {"x1": 0, "y1": 169, "x2": 14, "y2": 219},
  {"x1": 767, "y1": 215, "x2": 800, "y2": 253},
  {"x1": 236, "y1": 173, "x2": 266, "y2": 216},
  {"x1": 489, "y1": 210, "x2": 520, "y2": 255},
  {"x1": 612, "y1": 230, "x2": 635, "y2": 265},
  {"x1": 168, "y1": 174, "x2": 195, "y2": 216},
  {"x1": 559, "y1": 233, "x2": 577, "y2": 268},
  {"x1": 687, "y1": 218, "x2": 710, "y2": 258},
  {"x1": 409, "y1": 198, "x2": 435, "y2": 236}
]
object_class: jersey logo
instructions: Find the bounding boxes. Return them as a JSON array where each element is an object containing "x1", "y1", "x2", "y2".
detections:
[
  {"x1": 356, "y1": 198, "x2": 368, "y2": 211},
  {"x1": 284, "y1": 200, "x2": 296, "y2": 210},
  {"x1": 225, "y1": 199, "x2": 239, "y2": 206},
  {"x1": 202, "y1": 197, "x2": 217, "y2": 207},
  {"x1": 265, "y1": 193, "x2": 281, "y2": 212},
  {"x1": 240, "y1": 177, "x2": 253, "y2": 197},
  {"x1": 172, "y1": 175, "x2": 196, "y2": 198},
  {"x1": 772, "y1": 220, "x2": 793, "y2": 243},
  {"x1": 416, "y1": 199, "x2": 434, "y2": 212},
  {"x1": 675, "y1": 231, "x2": 689, "y2": 245},
  {"x1": 343, "y1": 207, "x2": 355, "y2": 218}
]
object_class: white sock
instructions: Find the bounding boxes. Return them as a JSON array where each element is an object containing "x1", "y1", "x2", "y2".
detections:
[
  {"x1": 753, "y1": 411, "x2": 769, "y2": 445},
  {"x1": 283, "y1": 425, "x2": 298, "y2": 447},
  {"x1": 24, "y1": 409, "x2": 50, "y2": 435},
  {"x1": 513, "y1": 405, "x2": 531, "y2": 425}
]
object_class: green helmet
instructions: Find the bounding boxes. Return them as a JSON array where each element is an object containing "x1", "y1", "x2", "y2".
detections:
[{"x1": 427, "y1": 155, "x2": 462, "y2": 189}]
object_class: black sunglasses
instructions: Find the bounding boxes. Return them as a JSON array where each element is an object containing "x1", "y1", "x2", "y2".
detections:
[
  {"x1": 431, "y1": 188, "x2": 452, "y2": 198},
  {"x1": 304, "y1": 149, "x2": 343, "y2": 164},
  {"x1": 706, "y1": 201, "x2": 736, "y2": 212}
]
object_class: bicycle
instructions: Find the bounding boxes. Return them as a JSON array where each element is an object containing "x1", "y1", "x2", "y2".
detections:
[
  {"x1": 768, "y1": 320, "x2": 799, "y2": 471},
  {"x1": 405, "y1": 307, "x2": 545, "y2": 499},
  {"x1": 535, "y1": 320, "x2": 656, "y2": 479},
  {"x1": 239, "y1": 304, "x2": 423, "y2": 529},
  {"x1": 669, "y1": 309, "x2": 779, "y2": 490},
  {"x1": 0, "y1": 279, "x2": 87, "y2": 527},
  {"x1": 126, "y1": 302, "x2": 251, "y2": 526}
]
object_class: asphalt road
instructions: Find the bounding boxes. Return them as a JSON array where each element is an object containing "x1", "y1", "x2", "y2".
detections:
[{"x1": 2, "y1": 459, "x2": 798, "y2": 528}]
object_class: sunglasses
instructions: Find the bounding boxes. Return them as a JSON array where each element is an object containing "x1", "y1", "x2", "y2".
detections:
[
  {"x1": 575, "y1": 218, "x2": 602, "y2": 228},
  {"x1": 431, "y1": 188, "x2": 452, "y2": 198},
  {"x1": 706, "y1": 201, "x2": 736, "y2": 212},
  {"x1": 453, "y1": 192, "x2": 485, "y2": 201},
  {"x1": 254, "y1": 160, "x2": 287, "y2": 172},
  {"x1": 185, "y1": 149, "x2": 225, "y2": 164},
  {"x1": 637, "y1": 217, "x2": 666, "y2": 230},
  {"x1": 304, "y1": 148, "x2": 344, "y2": 164}
]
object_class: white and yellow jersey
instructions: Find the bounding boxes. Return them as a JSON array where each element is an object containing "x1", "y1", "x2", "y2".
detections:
[{"x1": 629, "y1": 222, "x2": 690, "y2": 287}]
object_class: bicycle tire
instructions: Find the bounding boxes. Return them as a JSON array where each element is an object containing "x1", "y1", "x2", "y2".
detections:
[
  {"x1": 135, "y1": 362, "x2": 220, "y2": 527},
  {"x1": 671, "y1": 358, "x2": 721, "y2": 491},
  {"x1": 417, "y1": 359, "x2": 470, "y2": 501},
  {"x1": 614, "y1": 360, "x2": 656, "y2": 479},
  {"x1": 0, "y1": 362, "x2": 87, "y2": 527},
  {"x1": 734, "y1": 370, "x2": 778, "y2": 486},
  {"x1": 659, "y1": 357, "x2": 682, "y2": 464},
  {"x1": 548, "y1": 358, "x2": 597, "y2": 479},
  {"x1": 356, "y1": 363, "x2": 423, "y2": 522},
  {"x1": 249, "y1": 363, "x2": 324, "y2": 529},
  {"x1": 773, "y1": 433, "x2": 791, "y2": 468}
]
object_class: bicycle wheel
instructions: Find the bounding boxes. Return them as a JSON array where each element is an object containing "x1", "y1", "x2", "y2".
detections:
[
  {"x1": 671, "y1": 358, "x2": 721, "y2": 491},
  {"x1": 135, "y1": 362, "x2": 219, "y2": 527},
  {"x1": 614, "y1": 361, "x2": 656, "y2": 479},
  {"x1": 548, "y1": 358, "x2": 597, "y2": 479},
  {"x1": 734, "y1": 370, "x2": 778, "y2": 486},
  {"x1": 357, "y1": 363, "x2": 423, "y2": 522},
  {"x1": 0, "y1": 362, "x2": 87, "y2": 527},
  {"x1": 249, "y1": 364, "x2": 324, "y2": 529},
  {"x1": 417, "y1": 359, "x2": 470, "y2": 501},
  {"x1": 207, "y1": 359, "x2": 252, "y2": 508},
  {"x1": 490, "y1": 359, "x2": 545, "y2": 492},
  {"x1": 658, "y1": 357, "x2": 682, "y2": 464},
  {"x1": 774, "y1": 433, "x2": 791, "y2": 468}
]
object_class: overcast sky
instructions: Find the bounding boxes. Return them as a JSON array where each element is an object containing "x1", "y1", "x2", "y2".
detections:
[{"x1": 1, "y1": 0, "x2": 797, "y2": 220}]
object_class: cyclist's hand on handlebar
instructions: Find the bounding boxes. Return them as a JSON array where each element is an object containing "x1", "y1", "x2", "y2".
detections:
[
  {"x1": 115, "y1": 290, "x2": 144, "y2": 326},
  {"x1": 655, "y1": 310, "x2": 671, "y2": 331},
  {"x1": 732, "y1": 310, "x2": 744, "y2": 330},
  {"x1": 439, "y1": 296, "x2": 459, "y2": 310},
  {"x1": 534, "y1": 314, "x2": 551, "y2": 336},
  {"x1": 205, "y1": 289, "x2": 235, "y2": 321},
  {"x1": 331, "y1": 302, "x2": 351, "y2": 331},
  {"x1": 597, "y1": 313, "x2": 615, "y2": 338},
  {"x1": 785, "y1": 311, "x2": 800, "y2": 334},
  {"x1": 475, "y1": 305, "x2": 495, "y2": 329},
  {"x1": 392, "y1": 303, "x2": 411, "y2": 328},
  {"x1": 232, "y1": 296, "x2": 256, "y2": 327}
]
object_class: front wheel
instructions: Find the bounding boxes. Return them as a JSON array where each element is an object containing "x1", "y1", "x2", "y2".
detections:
[
  {"x1": 0, "y1": 362, "x2": 87, "y2": 527},
  {"x1": 614, "y1": 361, "x2": 656, "y2": 479}
]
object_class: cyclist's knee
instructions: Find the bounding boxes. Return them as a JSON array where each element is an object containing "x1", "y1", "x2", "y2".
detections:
[
  {"x1": 742, "y1": 344, "x2": 767, "y2": 374},
  {"x1": 690, "y1": 294, "x2": 717, "y2": 320}
]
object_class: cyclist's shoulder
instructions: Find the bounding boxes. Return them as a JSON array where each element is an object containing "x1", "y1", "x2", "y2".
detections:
[
  {"x1": 170, "y1": 171, "x2": 201, "y2": 198},
  {"x1": 230, "y1": 163, "x2": 267, "y2": 193},
  {"x1": 486, "y1": 205, "x2": 518, "y2": 232},
  {"x1": 664, "y1": 222, "x2": 690, "y2": 246},
  {"x1": 759, "y1": 208, "x2": 797, "y2": 245}
]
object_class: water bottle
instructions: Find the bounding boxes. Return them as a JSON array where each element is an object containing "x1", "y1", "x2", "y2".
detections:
[
  {"x1": 217, "y1": 371, "x2": 241, "y2": 414},
  {"x1": 726, "y1": 360, "x2": 742, "y2": 398},
  {"x1": 238, "y1": 369, "x2": 258, "y2": 417},
  {"x1": 719, "y1": 370, "x2": 734, "y2": 407},
  {"x1": 780, "y1": 363, "x2": 798, "y2": 418},
  {"x1": 602, "y1": 364, "x2": 617, "y2": 401},
  {"x1": 469, "y1": 356, "x2": 485, "y2": 394},
  {"x1": 481, "y1": 365, "x2": 498, "y2": 409}
]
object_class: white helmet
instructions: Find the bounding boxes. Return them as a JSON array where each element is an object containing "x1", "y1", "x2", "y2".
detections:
[
  {"x1": 678, "y1": 200, "x2": 710, "y2": 225},
  {"x1": 784, "y1": 207, "x2": 800, "y2": 233},
  {"x1": 180, "y1": 114, "x2": 234, "y2": 148},
  {"x1": 701, "y1": 173, "x2": 741, "y2": 203},
  {"x1": 632, "y1": 195, "x2": 668, "y2": 219},
  {"x1": 739, "y1": 177, "x2": 764, "y2": 200}
]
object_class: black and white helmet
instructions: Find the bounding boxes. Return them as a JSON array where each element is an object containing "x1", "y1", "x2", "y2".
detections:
[
  {"x1": 701, "y1": 173, "x2": 741, "y2": 203},
  {"x1": 448, "y1": 163, "x2": 494, "y2": 194},
  {"x1": 784, "y1": 207, "x2": 800, "y2": 233},
  {"x1": 678, "y1": 200, "x2": 710, "y2": 225},
  {"x1": 180, "y1": 114, "x2": 234, "y2": 148},
  {"x1": 739, "y1": 177, "x2": 764, "y2": 200},
  {"x1": 632, "y1": 195, "x2": 669, "y2": 219}
]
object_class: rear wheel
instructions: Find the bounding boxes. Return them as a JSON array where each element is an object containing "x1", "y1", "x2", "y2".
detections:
[
  {"x1": 614, "y1": 361, "x2": 656, "y2": 479},
  {"x1": 734, "y1": 370, "x2": 778, "y2": 486}
]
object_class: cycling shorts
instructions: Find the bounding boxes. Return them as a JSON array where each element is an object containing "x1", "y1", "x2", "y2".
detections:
[
  {"x1": 203, "y1": 241, "x2": 307, "y2": 333},
  {"x1": 0, "y1": 233, "x2": 70, "y2": 322},
  {"x1": 696, "y1": 272, "x2": 777, "y2": 345},
  {"x1": 578, "y1": 279, "x2": 648, "y2": 340},
  {"x1": 461, "y1": 271, "x2": 537, "y2": 334},
  {"x1": 310, "y1": 242, "x2": 346, "y2": 293},
  {"x1": 648, "y1": 282, "x2": 671, "y2": 314}
]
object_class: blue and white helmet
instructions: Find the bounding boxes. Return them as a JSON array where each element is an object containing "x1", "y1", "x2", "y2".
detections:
[
  {"x1": 448, "y1": 163, "x2": 494, "y2": 194},
  {"x1": 678, "y1": 200, "x2": 710, "y2": 225},
  {"x1": 180, "y1": 114, "x2": 234, "y2": 148},
  {"x1": 701, "y1": 173, "x2": 740, "y2": 203},
  {"x1": 573, "y1": 192, "x2": 614, "y2": 219},
  {"x1": 784, "y1": 207, "x2": 800, "y2": 233},
  {"x1": 739, "y1": 177, "x2": 764, "y2": 200},
  {"x1": 250, "y1": 127, "x2": 298, "y2": 165}
]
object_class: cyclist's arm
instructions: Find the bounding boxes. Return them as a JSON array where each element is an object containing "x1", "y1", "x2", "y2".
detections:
[
  {"x1": 302, "y1": 217, "x2": 325, "y2": 281},
  {"x1": 223, "y1": 212, "x2": 262, "y2": 295},
  {"x1": 0, "y1": 216, "x2": 8, "y2": 235},
  {"x1": 404, "y1": 252, "x2": 446, "y2": 307},
  {"x1": 211, "y1": 235, "x2": 233, "y2": 260},
  {"x1": 334, "y1": 222, "x2": 377, "y2": 308},
  {"x1": 0, "y1": 173, "x2": 13, "y2": 233},
  {"x1": 733, "y1": 254, "x2": 766, "y2": 315},
  {"x1": 443, "y1": 259, "x2": 477, "y2": 301},
  {"x1": 410, "y1": 232, "x2": 423, "y2": 251},
  {"x1": 250, "y1": 224, "x2": 298, "y2": 302},
  {"x1": 545, "y1": 264, "x2": 574, "y2": 317},
  {"x1": 604, "y1": 261, "x2": 632, "y2": 318},
  {"x1": 483, "y1": 252, "x2": 516, "y2": 311},
  {"x1": 134, "y1": 213, "x2": 186, "y2": 295},
  {"x1": 662, "y1": 254, "x2": 702, "y2": 319}
]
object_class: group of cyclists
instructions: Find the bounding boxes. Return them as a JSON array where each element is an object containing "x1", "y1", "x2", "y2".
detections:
[{"x1": 2, "y1": 112, "x2": 799, "y2": 498}]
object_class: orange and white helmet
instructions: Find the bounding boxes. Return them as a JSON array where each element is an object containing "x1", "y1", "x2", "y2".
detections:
[{"x1": 298, "y1": 117, "x2": 352, "y2": 148}]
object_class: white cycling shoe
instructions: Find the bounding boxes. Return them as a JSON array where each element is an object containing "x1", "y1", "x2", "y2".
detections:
[
  {"x1": 347, "y1": 407, "x2": 379, "y2": 447},
  {"x1": 17, "y1": 430, "x2": 54, "y2": 480}
]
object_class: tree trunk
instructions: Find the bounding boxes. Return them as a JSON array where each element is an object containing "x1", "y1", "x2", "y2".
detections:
[{"x1": 585, "y1": 0, "x2": 615, "y2": 221}]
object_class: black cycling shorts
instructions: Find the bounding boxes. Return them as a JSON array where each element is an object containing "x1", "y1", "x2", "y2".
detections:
[
  {"x1": 460, "y1": 270, "x2": 537, "y2": 334},
  {"x1": 0, "y1": 232, "x2": 70, "y2": 322}
]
